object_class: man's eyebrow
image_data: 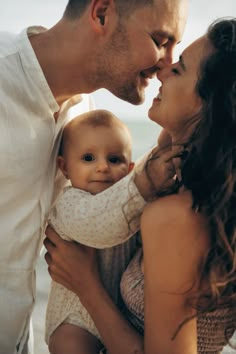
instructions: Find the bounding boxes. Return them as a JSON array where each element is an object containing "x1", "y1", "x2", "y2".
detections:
[
  {"x1": 153, "y1": 30, "x2": 178, "y2": 43},
  {"x1": 179, "y1": 55, "x2": 186, "y2": 71}
]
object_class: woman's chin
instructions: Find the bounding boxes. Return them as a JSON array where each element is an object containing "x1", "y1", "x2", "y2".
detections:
[{"x1": 148, "y1": 109, "x2": 160, "y2": 125}]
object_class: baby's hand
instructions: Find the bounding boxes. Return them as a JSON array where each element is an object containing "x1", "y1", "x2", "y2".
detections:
[{"x1": 134, "y1": 144, "x2": 183, "y2": 200}]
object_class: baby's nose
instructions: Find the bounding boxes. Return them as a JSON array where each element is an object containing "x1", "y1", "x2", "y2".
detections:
[{"x1": 96, "y1": 160, "x2": 109, "y2": 172}]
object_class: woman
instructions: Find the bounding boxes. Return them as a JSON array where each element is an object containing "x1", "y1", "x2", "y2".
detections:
[{"x1": 45, "y1": 18, "x2": 236, "y2": 353}]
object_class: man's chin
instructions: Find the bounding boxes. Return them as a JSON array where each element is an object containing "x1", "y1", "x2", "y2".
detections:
[{"x1": 119, "y1": 90, "x2": 145, "y2": 105}]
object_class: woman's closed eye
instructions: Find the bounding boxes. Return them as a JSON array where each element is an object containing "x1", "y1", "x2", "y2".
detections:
[{"x1": 171, "y1": 67, "x2": 180, "y2": 75}]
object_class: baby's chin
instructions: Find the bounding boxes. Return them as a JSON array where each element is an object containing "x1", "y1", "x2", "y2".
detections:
[{"x1": 88, "y1": 181, "x2": 114, "y2": 195}]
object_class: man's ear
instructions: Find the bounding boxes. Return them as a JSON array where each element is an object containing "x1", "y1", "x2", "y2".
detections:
[
  {"x1": 128, "y1": 162, "x2": 135, "y2": 173},
  {"x1": 89, "y1": 0, "x2": 115, "y2": 33},
  {"x1": 57, "y1": 156, "x2": 69, "y2": 179}
]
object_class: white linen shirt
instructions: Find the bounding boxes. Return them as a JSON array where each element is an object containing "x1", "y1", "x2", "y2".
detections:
[
  {"x1": 0, "y1": 26, "x2": 147, "y2": 354},
  {"x1": 0, "y1": 27, "x2": 93, "y2": 354}
]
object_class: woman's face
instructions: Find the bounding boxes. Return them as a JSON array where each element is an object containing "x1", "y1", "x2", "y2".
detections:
[{"x1": 148, "y1": 36, "x2": 211, "y2": 141}]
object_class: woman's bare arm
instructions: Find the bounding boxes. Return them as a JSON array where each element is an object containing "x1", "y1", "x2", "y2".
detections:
[{"x1": 141, "y1": 193, "x2": 209, "y2": 354}]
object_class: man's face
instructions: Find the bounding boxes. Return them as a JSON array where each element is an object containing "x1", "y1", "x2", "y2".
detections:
[{"x1": 93, "y1": 0, "x2": 188, "y2": 105}]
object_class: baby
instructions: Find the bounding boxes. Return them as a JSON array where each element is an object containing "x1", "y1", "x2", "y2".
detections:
[{"x1": 45, "y1": 109, "x2": 141, "y2": 352}]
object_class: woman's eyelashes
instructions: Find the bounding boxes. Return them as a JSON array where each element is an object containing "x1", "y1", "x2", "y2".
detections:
[{"x1": 171, "y1": 67, "x2": 180, "y2": 75}]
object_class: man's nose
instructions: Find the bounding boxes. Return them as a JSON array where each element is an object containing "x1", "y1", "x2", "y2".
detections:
[
  {"x1": 161, "y1": 46, "x2": 174, "y2": 67},
  {"x1": 158, "y1": 46, "x2": 174, "y2": 69},
  {"x1": 149, "y1": 46, "x2": 174, "y2": 79}
]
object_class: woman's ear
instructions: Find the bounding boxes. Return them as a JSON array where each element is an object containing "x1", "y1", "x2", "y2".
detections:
[
  {"x1": 89, "y1": 0, "x2": 115, "y2": 33},
  {"x1": 57, "y1": 156, "x2": 69, "y2": 179}
]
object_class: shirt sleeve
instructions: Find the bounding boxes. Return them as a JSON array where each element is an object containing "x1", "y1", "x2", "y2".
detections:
[{"x1": 48, "y1": 170, "x2": 146, "y2": 248}]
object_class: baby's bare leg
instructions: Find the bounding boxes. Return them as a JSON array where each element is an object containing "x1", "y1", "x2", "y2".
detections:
[{"x1": 48, "y1": 323, "x2": 102, "y2": 354}]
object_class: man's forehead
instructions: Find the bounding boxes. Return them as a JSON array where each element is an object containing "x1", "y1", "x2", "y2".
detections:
[
  {"x1": 152, "y1": 0, "x2": 188, "y2": 12},
  {"x1": 151, "y1": 0, "x2": 188, "y2": 42}
]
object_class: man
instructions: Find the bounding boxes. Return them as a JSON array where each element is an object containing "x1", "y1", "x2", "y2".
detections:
[{"x1": 0, "y1": 0, "x2": 187, "y2": 353}]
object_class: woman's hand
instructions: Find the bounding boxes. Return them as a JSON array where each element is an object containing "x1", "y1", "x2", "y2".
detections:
[{"x1": 44, "y1": 226, "x2": 100, "y2": 297}]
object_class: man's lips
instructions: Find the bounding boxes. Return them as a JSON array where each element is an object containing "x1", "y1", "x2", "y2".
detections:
[
  {"x1": 141, "y1": 67, "x2": 158, "y2": 80},
  {"x1": 140, "y1": 72, "x2": 156, "y2": 87}
]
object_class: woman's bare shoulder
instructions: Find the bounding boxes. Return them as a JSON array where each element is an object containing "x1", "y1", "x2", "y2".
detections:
[
  {"x1": 141, "y1": 193, "x2": 210, "y2": 293},
  {"x1": 141, "y1": 192, "x2": 210, "y2": 254}
]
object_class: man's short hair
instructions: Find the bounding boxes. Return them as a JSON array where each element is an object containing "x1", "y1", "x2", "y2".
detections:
[{"x1": 64, "y1": 0, "x2": 153, "y2": 20}]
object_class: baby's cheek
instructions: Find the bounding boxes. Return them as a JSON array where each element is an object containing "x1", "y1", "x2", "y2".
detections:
[{"x1": 118, "y1": 166, "x2": 130, "y2": 179}]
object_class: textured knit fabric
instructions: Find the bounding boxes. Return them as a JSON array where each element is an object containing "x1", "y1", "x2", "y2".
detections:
[
  {"x1": 120, "y1": 248, "x2": 236, "y2": 353},
  {"x1": 45, "y1": 172, "x2": 146, "y2": 343},
  {"x1": 48, "y1": 173, "x2": 145, "y2": 248}
]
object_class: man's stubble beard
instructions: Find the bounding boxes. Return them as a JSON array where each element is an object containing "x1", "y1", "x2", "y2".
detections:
[{"x1": 90, "y1": 23, "x2": 145, "y2": 105}]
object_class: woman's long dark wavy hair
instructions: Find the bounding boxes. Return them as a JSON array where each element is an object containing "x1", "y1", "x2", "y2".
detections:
[
  {"x1": 179, "y1": 18, "x2": 236, "y2": 341},
  {"x1": 146, "y1": 17, "x2": 236, "y2": 344}
]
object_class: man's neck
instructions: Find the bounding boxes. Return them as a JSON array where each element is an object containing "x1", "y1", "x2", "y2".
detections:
[{"x1": 29, "y1": 19, "x2": 96, "y2": 106}]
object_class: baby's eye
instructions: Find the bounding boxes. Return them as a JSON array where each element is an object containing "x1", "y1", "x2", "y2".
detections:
[
  {"x1": 109, "y1": 156, "x2": 122, "y2": 164},
  {"x1": 82, "y1": 154, "x2": 95, "y2": 162}
]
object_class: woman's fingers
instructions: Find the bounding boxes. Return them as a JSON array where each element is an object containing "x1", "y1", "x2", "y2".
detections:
[{"x1": 152, "y1": 144, "x2": 184, "y2": 162}]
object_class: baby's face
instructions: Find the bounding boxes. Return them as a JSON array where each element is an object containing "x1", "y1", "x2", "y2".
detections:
[{"x1": 62, "y1": 124, "x2": 133, "y2": 194}]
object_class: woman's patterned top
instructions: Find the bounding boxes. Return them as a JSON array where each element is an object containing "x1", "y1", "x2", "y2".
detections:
[{"x1": 120, "y1": 248, "x2": 236, "y2": 353}]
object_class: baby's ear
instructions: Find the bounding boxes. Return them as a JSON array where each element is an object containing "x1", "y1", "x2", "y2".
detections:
[
  {"x1": 128, "y1": 162, "x2": 135, "y2": 173},
  {"x1": 57, "y1": 156, "x2": 69, "y2": 179}
]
